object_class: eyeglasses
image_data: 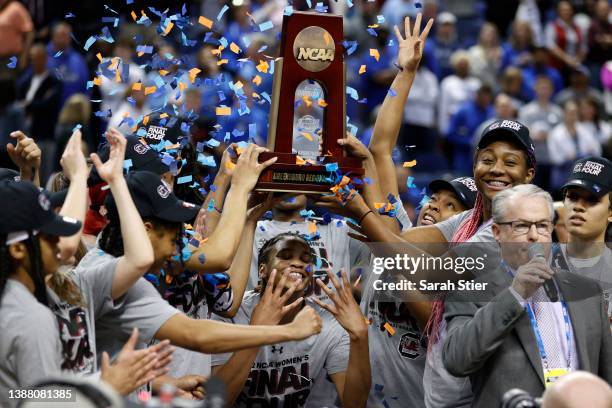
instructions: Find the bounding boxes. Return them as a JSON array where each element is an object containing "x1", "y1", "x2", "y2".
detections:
[{"x1": 496, "y1": 220, "x2": 553, "y2": 235}]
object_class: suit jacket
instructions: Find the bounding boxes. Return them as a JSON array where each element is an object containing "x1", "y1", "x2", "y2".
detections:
[
  {"x1": 16, "y1": 72, "x2": 62, "y2": 140},
  {"x1": 442, "y1": 267, "x2": 612, "y2": 408}
]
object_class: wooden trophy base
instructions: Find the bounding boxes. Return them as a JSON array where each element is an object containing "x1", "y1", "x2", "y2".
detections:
[{"x1": 256, "y1": 152, "x2": 364, "y2": 194}]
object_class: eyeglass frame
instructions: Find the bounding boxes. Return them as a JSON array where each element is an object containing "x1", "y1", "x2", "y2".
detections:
[{"x1": 495, "y1": 219, "x2": 554, "y2": 235}]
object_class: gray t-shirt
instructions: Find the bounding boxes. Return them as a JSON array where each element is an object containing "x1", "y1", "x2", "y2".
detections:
[
  {"x1": 211, "y1": 292, "x2": 350, "y2": 408},
  {"x1": 435, "y1": 210, "x2": 494, "y2": 243},
  {"x1": 0, "y1": 280, "x2": 62, "y2": 407},
  {"x1": 49, "y1": 252, "x2": 118, "y2": 375}
]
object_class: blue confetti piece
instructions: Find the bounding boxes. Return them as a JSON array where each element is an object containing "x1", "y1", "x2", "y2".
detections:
[
  {"x1": 197, "y1": 153, "x2": 217, "y2": 167},
  {"x1": 84, "y1": 36, "x2": 97, "y2": 51},
  {"x1": 315, "y1": 2, "x2": 328, "y2": 12},
  {"x1": 94, "y1": 109, "x2": 112, "y2": 118},
  {"x1": 6, "y1": 56, "x2": 17, "y2": 69},
  {"x1": 217, "y1": 4, "x2": 229, "y2": 21},
  {"x1": 407, "y1": 176, "x2": 416, "y2": 189},
  {"x1": 367, "y1": 28, "x2": 378, "y2": 37},
  {"x1": 388, "y1": 88, "x2": 397, "y2": 97},
  {"x1": 65, "y1": 12, "x2": 76, "y2": 18},
  {"x1": 347, "y1": 123, "x2": 358, "y2": 137},
  {"x1": 242, "y1": 35, "x2": 251, "y2": 49},
  {"x1": 306, "y1": 0, "x2": 312, "y2": 8},
  {"x1": 207, "y1": 199, "x2": 215, "y2": 212},
  {"x1": 177, "y1": 175, "x2": 193, "y2": 184},
  {"x1": 346, "y1": 86, "x2": 359, "y2": 100},
  {"x1": 284, "y1": 6, "x2": 294, "y2": 16},
  {"x1": 72, "y1": 124, "x2": 82, "y2": 133},
  {"x1": 123, "y1": 159, "x2": 133, "y2": 171},
  {"x1": 325, "y1": 163, "x2": 338, "y2": 172},
  {"x1": 259, "y1": 21, "x2": 273, "y2": 32},
  {"x1": 54, "y1": 50, "x2": 63, "y2": 58},
  {"x1": 261, "y1": 92, "x2": 271, "y2": 104},
  {"x1": 198, "y1": 254, "x2": 206, "y2": 264},
  {"x1": 126, "y1": 0, "x2": 133, "y2": 4},
  {"x1": 343, "y1": 40, "x2": 358, "y2": 55},
  {"x1": 248, "y1": 123, "x2": 256, "y2": 140},
  {"x1": 347, "y1": 0, "x2": 353, "y2": 7},
  {"x1": 136, "y1": 45, "x2": 153, "y2": 54},
  {"x1": 205, "y1": 138, "x2": 220, "y2": 148},
  {"x1": 377, "y1": 15, "x2": 385, "y2": 24}
]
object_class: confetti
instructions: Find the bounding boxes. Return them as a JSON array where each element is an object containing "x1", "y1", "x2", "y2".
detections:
[
  {"x1": 6, "y1": 56, "x2": 17, "y2": 69},
  {"x1": 284, "y1": 6, "x2": 294, "y2": 16},
  {"x1": 383, "y1": 322, "x2": 396, "y2": 336},
  {"x1": 406, "y1": 176, "x2": 416, "y2": 189},
  {"x1": 259, "y1": 21, "x2": 273, "y2": 32},
  {"x1": 229, "y1": 42, "x2": 241, "y2": 54},
  {"x1": 403, "y1": 160, "x2": 417, "y2": 167},
  {"x1": 216, "y1": 4, "x2": 229, "y2": 21},
  {"x1": 346, "y1": 86, "x2": 359, "y2": 100},
  {"x1": 388, "y1": 88, "x2": 397, "y2": 97},
  {"x1": 318, "y1": 99, "x2": 328, "y2": 108},
  {"x1": 198, "y1": 16, "x2": 213, "y2": 29},
  {"x1": 144, "y1": 86, "x2": 157, "y2": 95},
  {"x1": 177, "y1": 175, "x2": 193, "y2": 184},
  {"x1": 369, "y1": 48, "x2": 380, "y2": 62},
  {"x1": 359, "y1": 64, "x2": 366, "y2": 75},
  {"x1": 216, "y1": 106, "x2": 231, "y2": 116}
]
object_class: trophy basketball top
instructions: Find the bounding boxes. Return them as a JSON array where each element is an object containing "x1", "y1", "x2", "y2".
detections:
[{"x1": 256, "y1": 11, "x2": 364, "y2": 194}]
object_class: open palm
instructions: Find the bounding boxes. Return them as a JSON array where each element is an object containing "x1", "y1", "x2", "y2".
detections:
[
  {"x1": 90, "y1": 127, "x2": 127, "y2": 183},
  {"x1": 395, "y1": 13, "x2": 434, "y2": 72}
]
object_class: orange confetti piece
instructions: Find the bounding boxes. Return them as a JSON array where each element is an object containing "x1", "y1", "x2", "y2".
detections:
[
  {"x1": 188, "y1": 67, "x2": 201, "y2": 83},
  {"x1": 211, "y1": 48, "x2": 221, "y2": 56},
  {"x1": 216, "y1": 106, "x2": 231, "y2": 116},
  {"x1": 256, "y1": 60, "x2": 269, "y2": 73},
  {"x1": 302, "y1": 96, "x2": 312, "y2": 107},
  {"x1": 369, "y1": 49, "x2": 380, "y2": 62},
  {"x1": 115, "y1": 69, "x2": 121, "y2": 83},
  {"x1": 144, "y1": 86, "x2": 157, "y2": 95},
  {"x1": 159, "y1": 113, "x2": 169, "y2": 119},
  {"x1": 296, "y1": 155, "x2": 306, "y2": 166},
  {"x1": 403, "y1": 160, "x2": 417, "y2": 168},
  {"x1": 359, "y1": 64, "x2": 366, "y2": 75},
  {"x1": 384, "y1": 322, "x2": 396, "y2": 336},
  {"x1": 96, "y1": 53, "x2": 103, "y2": 62},
  {"x1": 142, "y1": 115, "x2": 149, "y2": 126},
  {"x1": 162, "y1": 22, "x2": 174, "y2": 36},
  {"x1": 178, "y1": 81, "x2": 187, "y2": 91},
  {"x1": 307, "y1": 222, "x2": 317, "y2": 234},
  {"x1": 318, "y1": 99, "x2": 328, "y2": 108},
  {"x1": 323, "y1": 31, "x2": 331, "y2": 46},
  {"x1": 225, "y1": 161, "x2": 235, "y2": 171},
  {"x1": 252, "y1": 75, "x2": 262, "y2": 86},
  {"x1": 132, "y1": 82, "x2": 142, "y2": 91},
  {"x1": 198, "y1": 16, "x2": 213, "y2": 29},
  {"x1": 229, "y1": 42, "x2": 241, "y2": 54},
  {"x1": 301, "y1": 131, "x2": 313, "y2": 141},
  {"x1": 234, "y1": 81, "x2": 244, "y2": 89},
  {"x1": 131, "y1": 11, "x2": 137, "y2": 21},
  {"x1": 184, "y1": 223, "x2": 193, "y2": 230},
  {"x1": 217, "y1": 59, "x2": 228, "y2": 66},
  {"x1": 93, "y1": 77, "x2": 101, "y2": 86},
  {"x1": 159, "y1": 69, "x2": 169, "y2": 76},
  {"x1": 374, "y1": 202, "x2": 384, "y2": 209}
]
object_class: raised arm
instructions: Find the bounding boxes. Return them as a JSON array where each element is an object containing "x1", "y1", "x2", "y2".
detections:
[
  {"x1": 90, "y1": 128, "x2": 154, "y2": 299},
  {"x1": 368, "y1": 14, "x2": 433, "y2": 199},
  {"x1": 6, "y1": 131, "x2": 41, "y2": 186},
  {"x1": 185, "y1": 145, "x2": 277, "y2": 272},
  {"x1": 56, "y1": 130, "x2": 88, "y2": 262}
]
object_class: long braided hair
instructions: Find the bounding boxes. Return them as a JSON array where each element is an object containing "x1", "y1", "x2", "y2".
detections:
[
  {"x1": 0, "y1": 233, "x2": 48, "y2": 306},
  {"x1": 425, "y1": 141, "x2": 537, "y2": 345}
]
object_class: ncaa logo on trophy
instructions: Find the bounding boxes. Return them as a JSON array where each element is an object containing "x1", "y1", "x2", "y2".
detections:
[{"x1": 256, "y1": 12, "x2": 364, "y2": 193}]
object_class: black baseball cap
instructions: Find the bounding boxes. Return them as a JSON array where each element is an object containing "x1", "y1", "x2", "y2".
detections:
[
  {"x1": 1, "y1": 168, "x2": 68, "y2": 208},
  {"x1": 134, "y1": 111, "x2": 187, "y2": 146},
  {"x1": 428, "y1": 176, "x2": 478, "y2": 209},
  {"x1": 477, "y1": 119, "x2": 536, "y2": 168},
  {"x1": 104, "y1": 171, "x2": 200, "y2": 223},
  {"x1": 88, "y1": 136, "x2": 170, "y2": 187},
  {"x1": 0, "y1": 180, "x2": 81, "y2": 238},
  {"x1": 562, "y1": 156, "x2": 612, "y2": 197}
]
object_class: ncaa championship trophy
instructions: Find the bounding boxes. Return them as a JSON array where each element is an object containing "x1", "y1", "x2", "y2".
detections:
[{"x1": 255, "y1": 11, "x2": 364, "y2": 193}]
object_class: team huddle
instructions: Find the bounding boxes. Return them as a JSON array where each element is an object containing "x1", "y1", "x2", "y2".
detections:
[{"x1": 0, "y1": 13, "x2": 611, "y2": 408}]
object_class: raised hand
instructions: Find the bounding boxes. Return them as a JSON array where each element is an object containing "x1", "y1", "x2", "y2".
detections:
[
  {"x1": 153, "y1": 375, "x2": 207, "y2": 400},
  {"x1": 314, "y1": 270, "x2": 368, "y2": 340},
  {"x1": 220, "y1": 144, "x2": 238, "y2": 178},
  {"x1": 90, "y1": 127, "x2": 127, "y2": 184},
  {"x1": 100, "y1": 328, "x2": 174, "y2": 396},
  {"x1": 395, "y1": 13, "x2": 434, "y2": 72},
  {"x1": 251, "y1": 268, "x2": 304, "y2": 326},
  {"x1": 60, "y1": 129, "x2": 88, "y2": 182},
  {"x1": 6, "y1": 131, "x2": 41, "y2": 180},
  {"x1": 231, "y1": 144, "x2": 278, "y2": 192},
  {"x1": 511, "y1": 258, "x2": 555, "y2": 299},
  {"x1": 337, "y1": 134, "x2": 372, "y2": 161}
]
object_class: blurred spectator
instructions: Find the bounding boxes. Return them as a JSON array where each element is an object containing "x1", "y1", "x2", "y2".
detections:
[
  {"x1": 381, "y1": 0, "x2": 418, "y2": 33},
  {"x1": 16, "y1": 42, "x2": 61, "y2": 143},
  {"x1": 515, "y1": 0, "x2": 545, "y2": 46},
  {"x1": 548, "y1": 99, "x2": 602, "y2": 190},
  {"x1": 586, "y1": 0, "x2": 612, "y2": 89},
  {"x1": 0, "y1": 0, "x2": 33, "y2": 78},
  {"x1": 521, "y1": 46, "x2": 564, "y2": 95},
  {"x1": 344, "y1": 0, "x2": 381, "y2": 52},
  {"x1": 501, "y1": 20, "x2": 535, "y2": 70},
  {"x1": 430, "y1": 12, "x2": 461, "y2": 80},
  {"x1": 401, "y1": 62, "x2": 440, "y2": 157},
  {"x1": 0, "y1": 78, "x2": 25, "y2": 168},
  {"x1": 468, "y1": 22, "x2": 503, "y2": 87},
  {"x1": 545, "y1": 0, "x2": 587, "y2": 72},
  {"x1": 554, "y1": 66, "x2": 604, "y2": 109},
  {"x1": 499, "y1": 66, "x2": 530, "y2": 106},
  {"x1": 108, "y1": 85, "x2": 149, "y2": 132},
  {"x1": 54, "y1": 93, "x2": 92, "y2": 167},
  {"x1": 442, "y1": 0, "x2": 485, "y2": 44},
  {"x1": 446, "y1": 84, "x2": 494, "y2": 174},
  {"x1": 518, "y1": 75, "x2": 563, "y2": 189},
  {"x1": 438, "y1": 50, "x2": 480, "y2": 137},
  {"x1": 578, "y1": 96, "x2": 611, "y2": 147},
  {"x1": 99, "y1": 37, "x2": 145, "y2": 115},
  {"x1": 47, "y1": 21, "x2": 90, "y2": 105},
  {"x1": 195, "y1": 44, "x2": 232, "y2": 121},
  {"x1": 473, "y1": 92, "x2": 517, "y2": 148}
]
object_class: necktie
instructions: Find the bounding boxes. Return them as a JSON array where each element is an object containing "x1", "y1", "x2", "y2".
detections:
[{"x1": 531, "y1": 287, "x2": 565, "y2": 369}]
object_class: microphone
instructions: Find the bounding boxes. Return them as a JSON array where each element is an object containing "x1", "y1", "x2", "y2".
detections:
[
  {"x1": 204, "y1": 377, "x2": 225, "y2": 408},
  {"x1": 527, "y1": 243, "x2": 558, "y2": 302}
]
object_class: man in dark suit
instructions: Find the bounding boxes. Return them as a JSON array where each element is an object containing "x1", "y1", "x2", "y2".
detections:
[
  {"x1": 16, "y1": 42, "x2": 61, "y2": 182},
  {"x1": 442, "y1": 184, "x2": 612, "y2": 408}
]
